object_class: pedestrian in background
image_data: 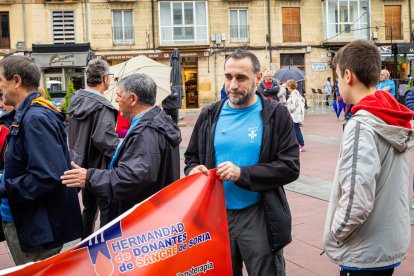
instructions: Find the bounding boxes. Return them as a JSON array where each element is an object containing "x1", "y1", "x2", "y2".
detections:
[
  {"x1": 257, "y1": 70, "x2": 280, "y2": 101},
  {"x1": 62, "y1": 73, "x2": 181, "y2": 221},
  {"x1": 323, "y1": 39, "x2": 414, "y2": 275},
  {"x1": 0, "y1": 56, "x2": 82, "y2": 265},
  {"x1": 325, "y1": 77, "x2": 332, "y2": 106},
  {"x1": 185, "y1": 50, "x2": 300, "y2": 276},
  {"x1": 67, "y1": 59, "x2": 120, "y2": 239},
  {"x1": 286, "y1": 79, "x2": 306, "y2": 152},
  {"x1": 376, "y1": 69, "x2": 395, "y2": 96}
]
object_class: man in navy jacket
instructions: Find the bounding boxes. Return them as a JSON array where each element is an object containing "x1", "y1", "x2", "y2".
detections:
[{"x1": 0, "y1": 56, "x2": 82, "y2": 265}]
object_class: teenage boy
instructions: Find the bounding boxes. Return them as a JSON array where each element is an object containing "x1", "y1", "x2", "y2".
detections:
[{"x1": 323, "y1": 39, "x2": 414, "y2": 275}]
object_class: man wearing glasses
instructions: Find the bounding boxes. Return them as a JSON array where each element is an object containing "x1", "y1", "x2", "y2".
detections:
[{"x1": 67, "y1": 58, "x2": 119, "y2": 239}]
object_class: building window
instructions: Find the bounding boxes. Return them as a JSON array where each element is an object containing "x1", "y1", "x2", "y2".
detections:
[
  {"x1": 0, "y1": 12, "x2": 10, "y2": 49},
  {"x1": 112, "y1": 10, "x2": 134, "y2": 45},
  {"x1": 159, "y1": 1, "x2": 208, "y2": 46},
  {"x1": 280, "y1": 54, "x2": 304, "y2": 69},
  {"x1": 229, "y1": 9, "x2": 249, "y2": 43},
  {"x1": 384, "y1": 6, "x2": 402, "y2": 40},
  {"x1": 322, "y1": 0, "x2": 369, "y2": 41},
  {"x1": 52, "y1": 10, "x2": 75, "y2": 44},
  {"x1": 282, "y1": 8, "x2": 301, "y2": 42}
]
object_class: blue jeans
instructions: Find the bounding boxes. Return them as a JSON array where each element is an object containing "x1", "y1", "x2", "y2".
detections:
[{"x1": 294, "y1": 123, "x2": 304, "y2": 147}]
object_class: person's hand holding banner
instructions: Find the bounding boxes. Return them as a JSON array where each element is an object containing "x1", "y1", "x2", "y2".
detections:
[{"x1": 1, "y1": 169, "x2": 232, "y2": 276}]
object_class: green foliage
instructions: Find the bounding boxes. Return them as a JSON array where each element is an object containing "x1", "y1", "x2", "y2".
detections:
[
  {"x1": 408, "y1": 79, "x2": 414, "y2": 90},
  {"x1": 61, "y1": 81, "x2": 75, "y2": 111}
]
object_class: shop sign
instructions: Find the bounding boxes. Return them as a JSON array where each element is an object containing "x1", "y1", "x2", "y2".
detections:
[
  {"x1": 396, "y1": 44, "x2": 414, "y2": 54},
  {"x1": 32, "y1": 52, "x2": 89, "y2": 68},
  {"x1": 105, "y1": 52, "x2": 210, "y2": 61},
  {"x1": 49, "y1": 54, "x2": 75, "y2": 66},
  {"x1": 311, "y1": 63, "x2": 327, "y2": 71}
]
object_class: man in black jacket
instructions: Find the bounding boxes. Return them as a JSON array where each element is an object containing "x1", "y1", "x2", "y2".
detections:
[
  {"x1": 67, "y1": 59, "x2": 119, "y2": 238},
  {"x1": 62, "y1": 73, "x2": 181, "y2": 221},
  {"x1": 184, "y1": 50, "x2": 299, "y2": 276},
  {"x1": 257, "y1": 70, "x2": 280, "y2": 100}
]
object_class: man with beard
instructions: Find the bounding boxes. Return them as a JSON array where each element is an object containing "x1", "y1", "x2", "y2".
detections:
[{"x1": 184, "y1": 50, "x2": 300, "y2": 276}]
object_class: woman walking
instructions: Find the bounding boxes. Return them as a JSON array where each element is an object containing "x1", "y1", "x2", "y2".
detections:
[
  {"x1": 325, "y1": 77, "x2": 332, "y2": 106},
  {"x1": 286, "y1": 79, "x2": 306, "y2": 152}
]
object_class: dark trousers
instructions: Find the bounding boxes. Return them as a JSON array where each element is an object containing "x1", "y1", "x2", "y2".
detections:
[
  {"x1": 81, "y1": 188, "x2": 109, "y2": 239},
  {"x1": 164, "y1": 108, "x2": 179, "y2": 123},
  {"x1": 227, "y1": 204, "x2": 285, "y2": 276},
  {"x1": 3, "y1": 221, "x2": 62, "y2": 265},
  {"x1": 293, "y1": 123, "x2": 305, "y2": 147},
  {"x1": 340, "y1": 268, "x2": 394, "y2": 276}
]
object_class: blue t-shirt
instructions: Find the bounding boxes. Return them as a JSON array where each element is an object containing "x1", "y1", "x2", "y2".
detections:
[
  {"x1": 214, "y1": 98, "x2": 263, "y2": 210},
  {"x1": 0, "y1": 172, "x2": 13, "y2": 222},
  {"x1": 376, "y1": 80, "x2": 395, "y2": 96}
]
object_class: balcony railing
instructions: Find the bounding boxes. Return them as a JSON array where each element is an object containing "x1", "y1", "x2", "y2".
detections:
[
  {"x1": 230, "y1": 25, "x2": 249, "y2": 43},
  {"x1": 283, "y1": 24, "x2": 301, "y2": 42},
  {"x1": 112, "y1": 27, "x2": 134, "y2": 45},
  {"x1": 385, "y1": 23, "x2": 403, "y2": 40}
]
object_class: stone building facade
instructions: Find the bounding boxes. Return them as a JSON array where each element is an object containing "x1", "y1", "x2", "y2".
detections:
[{"x1": 1, "y1": 0, "x2": 413, "y2": 107}]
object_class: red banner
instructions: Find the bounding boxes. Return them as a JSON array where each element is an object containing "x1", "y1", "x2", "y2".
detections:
[{"x1": 2, "y1": 170, "x2": 232, "y2": 276}]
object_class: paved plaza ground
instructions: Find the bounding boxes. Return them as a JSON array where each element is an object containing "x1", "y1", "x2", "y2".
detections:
[{"x1": 0, "y1": 105, "x2": 412, "y2": 275}]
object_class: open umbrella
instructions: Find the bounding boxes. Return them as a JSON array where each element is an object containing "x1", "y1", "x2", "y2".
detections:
[
  {"x1": 169, "y1": 48, "x2": 184, "y2": 108},
  {"x1": 274, "y1": 66, "x2": 306, "y2": 83},
  {"x1": 104, "y1": 55, "x2": 171, "y2": 108}
]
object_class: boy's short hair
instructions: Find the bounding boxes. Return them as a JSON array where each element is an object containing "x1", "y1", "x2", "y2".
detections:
[{"x1": 333, "y1": 39, "x2": 381, "y2": 88}]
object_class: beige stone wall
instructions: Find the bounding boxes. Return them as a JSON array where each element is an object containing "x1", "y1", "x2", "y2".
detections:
[
  {"x1": 3, "y1": 0, "x2": 414, "y2": 106},
  {"x1": 371, "y1": 0, "x2": 410, "y2": 41},
  {"x1": 0, "y1": 3, "x2": 86, "y2": 51}
]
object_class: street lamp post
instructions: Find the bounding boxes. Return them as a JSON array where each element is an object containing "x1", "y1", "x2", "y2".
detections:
[{"x1": 391, "y1": 25, "x2": 398, "y2": 79}]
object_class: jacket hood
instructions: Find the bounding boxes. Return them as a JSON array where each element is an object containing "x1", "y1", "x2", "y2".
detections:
[
  {"x1": 131, "y1": 106, "x2": 182, "y2": 147},
  {"x1": 68, "y1": 90, "x2": 116, "y2": 120},
  {"x1": 352, "y1": 109, "x2": 414, "y2": 153},
  {"x1": 352, "y1": 90, "x2": 414, "y2": 129}
]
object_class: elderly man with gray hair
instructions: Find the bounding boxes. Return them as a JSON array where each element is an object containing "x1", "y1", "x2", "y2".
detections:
[
  {"x1": 376, "y1": 69, "x2": 395, "y2": 96},
  {"x1": 62, "y1": 73, "x2": 182, "y2": 220}
]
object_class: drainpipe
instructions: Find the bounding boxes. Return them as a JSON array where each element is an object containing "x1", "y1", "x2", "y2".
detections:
[
  {"x1": 151, "y1": 0, "x2": 156, "y2": 50},
  {"x1": 267, "y1": 0, "x2": 272, "y2": 69},
  {"x1": 22, "y1": 0, "x2": 27, "y2": 49},
  {"x1": 409, "y1": 0, "x2": 413, "y2": 42},
  {"x1": 84, "y1": 0, "x2": 89, "y2": 43}
]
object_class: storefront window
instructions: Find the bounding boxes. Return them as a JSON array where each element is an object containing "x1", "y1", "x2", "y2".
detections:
[
  {"x1": 159, "y1": 1, "x2": 208, "y2": 46},
  {"x1": 322, "y1": 0, "x2": 369, "y2": 41}
]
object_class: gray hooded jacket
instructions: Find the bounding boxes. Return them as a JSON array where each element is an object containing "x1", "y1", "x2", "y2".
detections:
[
  {"x1": 323, "y1": 109, "x2": 413, "y2": 268},
  {"x1": 68, "y1": 89, "x2": 119, "y2": 169}
]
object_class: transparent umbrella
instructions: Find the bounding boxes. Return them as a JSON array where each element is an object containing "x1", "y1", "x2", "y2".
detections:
[{"x1": 104, "y1": 55, "x2": 171, "y2": 108}]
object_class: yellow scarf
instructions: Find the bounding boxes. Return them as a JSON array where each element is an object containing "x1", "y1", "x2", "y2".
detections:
[{"x1": 31, "y1": 97, "x2": 61, "y2": 113}]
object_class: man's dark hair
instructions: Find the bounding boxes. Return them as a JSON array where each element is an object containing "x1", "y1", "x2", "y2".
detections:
[
  {"x1": 119, "y1": 73, "x2": 156, "y2": 106},
  {"x1": 334, "y1": 39, "x2": 381, "y2": 88},
  {"x1": 224, "y1": 50, "x2": 261, "y2": 75},
  {"x1": 0, "y1": 56, "x2": 40, "y2": 90},
  {"x1": 86, "y1": 59, "x2": 110, "y2": 87}
]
